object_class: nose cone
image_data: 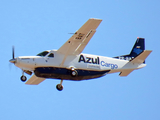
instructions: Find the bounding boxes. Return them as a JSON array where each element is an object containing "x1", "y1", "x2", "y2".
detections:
[{"x1": 9, "y1": 58, "x2": 16, "y2": 64}]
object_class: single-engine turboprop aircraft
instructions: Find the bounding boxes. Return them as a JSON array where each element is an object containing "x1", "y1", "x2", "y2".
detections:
[{"x1": 9, "y1": 18, "x2": 152, "y2": 91}]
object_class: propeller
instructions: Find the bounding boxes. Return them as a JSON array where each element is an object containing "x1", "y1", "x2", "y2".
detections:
[
  {"x1": 9, "y1": 46, "x2": 16, "y2": 64},
  {"x1": 12, "y1": 46, "x2": 14, "y2": 59}
]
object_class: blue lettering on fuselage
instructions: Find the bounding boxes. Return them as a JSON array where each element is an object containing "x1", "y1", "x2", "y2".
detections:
[
  {"x1": 101, "y1": 61, "x2": 118, "y2": 69},
  {"x1": 78, "y1": 55, "x2": 118, "y2": 69}
]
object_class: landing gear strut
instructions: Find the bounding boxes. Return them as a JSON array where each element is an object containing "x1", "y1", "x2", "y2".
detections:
[{"x1": 56, "y1": 79, "x2": 63, "y2": 91}]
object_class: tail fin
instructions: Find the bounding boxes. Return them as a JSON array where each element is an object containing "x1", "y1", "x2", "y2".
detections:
[
  {"x1": 129, "y1": 37, "x2": 145, "y2": 58},
  {"x1": 112, "y1": 38, "x2": 152, "y2": 77},
  {"x1": 114, "y1": 38, "x2": 145, "y2": 61}
]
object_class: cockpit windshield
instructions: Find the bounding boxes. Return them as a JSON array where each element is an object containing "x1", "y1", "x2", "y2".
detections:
[{"x1": 37, "y1": 51, "x2": 49, "y2": 56}]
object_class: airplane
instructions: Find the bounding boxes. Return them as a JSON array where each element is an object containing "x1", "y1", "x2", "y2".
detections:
[{"x1": 9, "y1": 18, "x2": 152, "y2": 91}]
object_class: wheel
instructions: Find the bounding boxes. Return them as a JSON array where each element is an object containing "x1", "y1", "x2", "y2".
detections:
[
  {"x1": 71, "y1": 70, "x2": 78, "y2": 77},
  {"x1": 20, "y1": 75, "x2": 27, "y2": 82},
  {"x1": 56, "y1": 84, "x2": 63, "y2": 91}
]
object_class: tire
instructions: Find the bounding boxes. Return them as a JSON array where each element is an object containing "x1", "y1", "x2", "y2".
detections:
[
  {"x1": 56, "y1": 84, "x2": 63, "y2": 91},
  {"x1": 20, "y1": 75, "x2": 27, "y2": 82}
]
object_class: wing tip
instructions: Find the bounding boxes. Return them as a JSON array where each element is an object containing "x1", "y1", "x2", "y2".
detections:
[{"x1": 90, "y1": 18, "x2": 102, "y2": 21}]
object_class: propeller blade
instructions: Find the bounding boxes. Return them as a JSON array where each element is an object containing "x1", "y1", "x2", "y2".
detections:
[
  {"x1": 12, "y1": 46, "x2": 15, "y2": 59},
  {"x1": 9, "y1": 46, "x2": 16, "y2": 64}
]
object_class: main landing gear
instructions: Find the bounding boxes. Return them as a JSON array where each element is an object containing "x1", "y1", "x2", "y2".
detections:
[
  {"x1": 56, "y1": 79, "x2": 63, "y2": 91},
  {"x1": 56, "y1": 67, "x2": 78, "y2": 91}
]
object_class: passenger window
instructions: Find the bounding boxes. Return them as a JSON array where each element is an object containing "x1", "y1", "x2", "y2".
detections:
[{"x1": 48, "y1": 53, "x2": 54, "y2": 57}]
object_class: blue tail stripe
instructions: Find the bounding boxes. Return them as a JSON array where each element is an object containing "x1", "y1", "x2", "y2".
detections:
[{"x1": 129, "y1": 38, "x2": 145, "y2": 57}]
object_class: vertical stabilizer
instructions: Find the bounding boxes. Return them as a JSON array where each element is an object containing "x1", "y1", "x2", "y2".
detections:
[
  {"x1": 114, "y1": 38, "x2": 145, "y2": 62},
  {"x1": 129, "y1": 38, "x2": 145, "y2": 58}
]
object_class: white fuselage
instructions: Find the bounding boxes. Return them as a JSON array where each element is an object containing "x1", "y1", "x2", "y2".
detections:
[{"x1": 15, "y1": 50, "x2": 146, "y2": 76}]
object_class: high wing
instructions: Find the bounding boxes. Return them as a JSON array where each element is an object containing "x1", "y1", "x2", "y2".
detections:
[
  {"x1": 25, "y1": 75, "x2": 46, "y2": 85},
  {"x1": 57, "y1": 18, "x2": 102, "y2": 56}
]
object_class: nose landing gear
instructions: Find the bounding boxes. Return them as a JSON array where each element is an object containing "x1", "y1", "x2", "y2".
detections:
[
  {"x1": 20, "y1": 75, "x2": 27, "y2": 82},
  {"x1": 20, "y1": 70, "x2": 27, "y2": 82},
  {"x1": 56, "y1": 79, "x2": 63, "y2": 91}
]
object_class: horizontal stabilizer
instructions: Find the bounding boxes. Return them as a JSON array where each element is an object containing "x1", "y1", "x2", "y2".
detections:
[
  {"x1": 25, "y1": 75, "x2": 46, "y2": 85},
  {"x1": 119, "y1": 70, "x2": 133, "y2": 76},
  {"x1": 130, "y1": 50, "x2": 152, "y2": 64}
]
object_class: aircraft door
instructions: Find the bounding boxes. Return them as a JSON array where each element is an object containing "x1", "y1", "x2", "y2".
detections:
[{"x1": 46, "y1": 53, "x2": 54, "y2": 63}]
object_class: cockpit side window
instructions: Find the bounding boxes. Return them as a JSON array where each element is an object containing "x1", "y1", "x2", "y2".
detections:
[
  {"x1": 37, "y1": 51, "x2": 49, "y2": 56},
  {"x1": 48, "y1": 53, "x2": 54, "y2": 57}
]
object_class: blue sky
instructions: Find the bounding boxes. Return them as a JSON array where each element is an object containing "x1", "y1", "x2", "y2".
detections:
[{"x1": 0, "y1": 0, "x2": 159, "y2": 120}]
